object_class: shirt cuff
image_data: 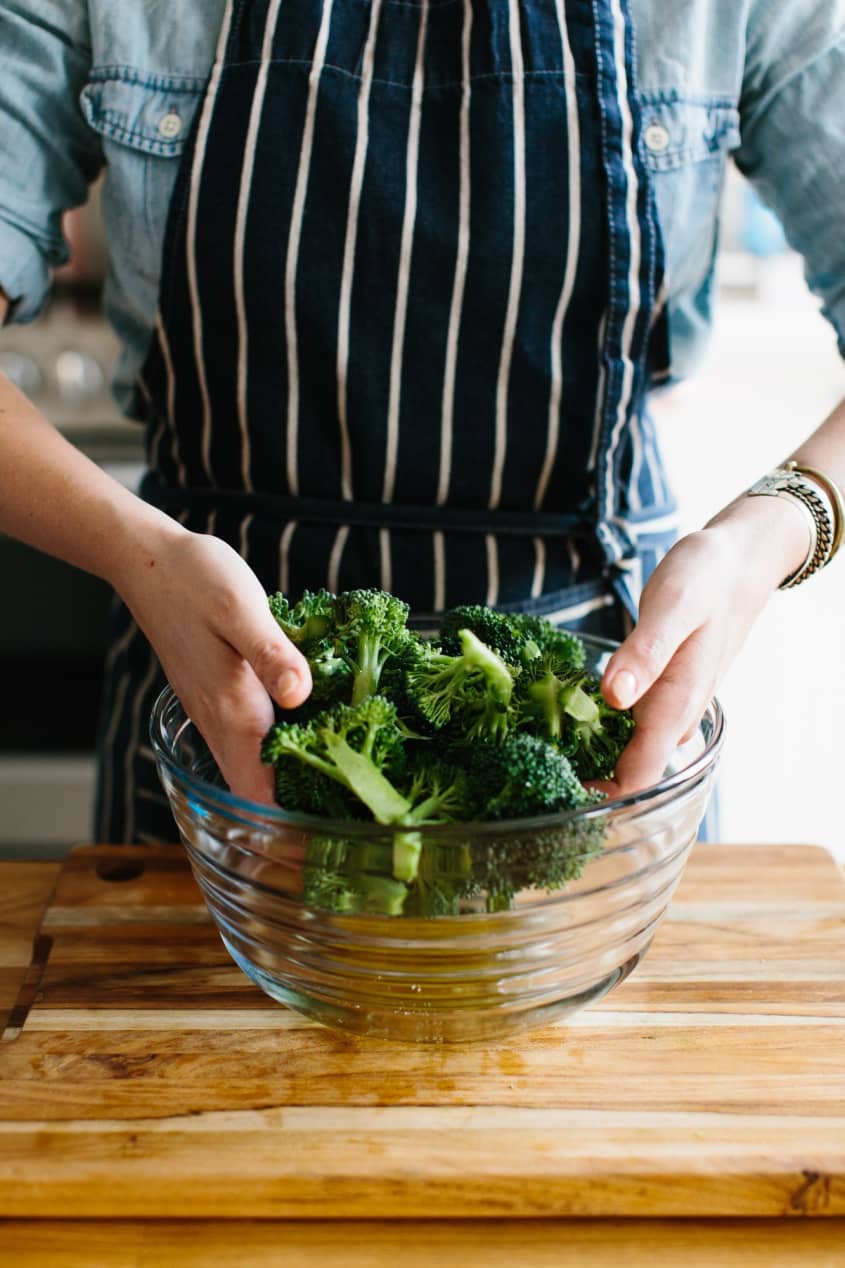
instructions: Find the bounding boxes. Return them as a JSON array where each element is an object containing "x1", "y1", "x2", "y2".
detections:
[{"x1": 0, "y1": 215, "x2": 55, "y2": 324}]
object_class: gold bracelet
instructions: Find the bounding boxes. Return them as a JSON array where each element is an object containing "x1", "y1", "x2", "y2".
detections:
[
  {"x1": 747, "y1": 467, "x2": 833, "y2": 589},
  {"x1": 784, "y1": 460, "x2": 844, "y2": 560}
]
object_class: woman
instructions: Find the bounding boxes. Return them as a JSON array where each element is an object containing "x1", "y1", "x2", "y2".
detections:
[{"x1": 0, "y1": 0, "x2": 843, "y2": 843}]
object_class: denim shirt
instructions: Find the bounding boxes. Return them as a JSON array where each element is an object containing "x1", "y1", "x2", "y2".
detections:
[{"x1": 1, "y1": 0, "x2": 844, "y2": 417}]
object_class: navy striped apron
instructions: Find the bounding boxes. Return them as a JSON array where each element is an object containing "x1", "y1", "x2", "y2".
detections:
[{"x1": 95, "y1": 0, "x2": 675, "y2": 844}]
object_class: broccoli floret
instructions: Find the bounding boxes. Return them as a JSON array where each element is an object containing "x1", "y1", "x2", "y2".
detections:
[
  {"x1": 302, "y1": 836, "x2": 409, "y2": 915},
  {"x1": 460, "y1": 732, "x2": 592, "y2": 820},
  {"x1": 506, "y1": 613, "x2": 585, "y2": 670},
  {"x1": 522, "y1": 666, "x2": 634, "y2": 780},
  {"x1": 262, "y1": 699, "x2": 468, "y2": 894},
  {"x1": 377, "y1": 632, "x2": 440, "y2": 734},
  {"x1": 268, "y1": 588, "x2": 337, "y2": 648},
  {"x1": 445, "y1": 734, "x2": 606, "y2": 909},
  {"x1": 269, "y1": 744, "x2": 365, "y2": 819},
  {"x1": 442, "y1": 605, "x2": 587, "y2": 673},
  {"x1": 262, "y1": 696, "x2": 410, "y2": 824},
  {"x1": 390, "y1": 756, "x2": 471, "y2": 881},
  {"x1": 439, "y1": 605, "x2": 532, "y2": 666},
  {"x1": 269, "y1": 588, "x2": 414, "y2": 709},
  {"x1": 332, "y1": 589, "x2": 413, "y2": 706},
  {"x1": 405, "y1": 628, "x2": 516, "y2": 741},
  {"x1": 470, "y1": 816, "x2": 606, "y2": 912},
  {"x1": 399, "y1": 837, "x2": 476, "y2": 917},
  {"x1": 268, "y1": 589, "x2": 353, "y2": 710}
]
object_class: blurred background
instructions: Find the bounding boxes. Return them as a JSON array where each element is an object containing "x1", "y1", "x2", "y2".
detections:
[{"x1": 1, "y1": 168, "x2": 843, "y2": 860}]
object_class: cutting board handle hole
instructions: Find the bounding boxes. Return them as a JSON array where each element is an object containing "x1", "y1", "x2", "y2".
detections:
[{"x1": 96, "y1": 859, "x2": 146, "y2": 883}]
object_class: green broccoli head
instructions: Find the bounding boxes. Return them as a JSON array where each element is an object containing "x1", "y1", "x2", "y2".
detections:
[
  {"x1": 302, "y1": 835, "x2": 409, "y2": 915},
  {"x1": 521, "y1": 666, "x2": 634, "y2": 780},
  {"x1": 376, "y1": 633, "x2": 440, "y2": 734},
  {"x1": 460, "y1": 733, "x2": 592, "y2": 820},
  {"x1": 268, "y1": 588, "x2": 337, "y2": 648},
  {"x1": 439, "y1": 605, "x2": 530, "y2": 665},
  {"x1": 565, "y1": 685, "x2": 635, "y2": 780},
  {"x1": 333, "y1": 588, "x2": 413, "y2": 705},
  {"x1": 405, "y1": 628, "x2": 517, "y2": 741},
  {"x1": 261, "y1": 696, "x2": 410, "y2": 824},
  {"x1": 259, "y1": 591, "x2": 618, "y2": 918},
  {"x1": 506, "y1": 613, "x2": 586, "y2": 670},
  {"x1": 441, "y1": 606, "x2": 587, "y2": 673},
  {"x1": 470, "y1": 816, "x2": 606, "y2": 912}
]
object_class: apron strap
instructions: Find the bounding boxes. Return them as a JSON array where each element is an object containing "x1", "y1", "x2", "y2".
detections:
[{"x1": 140, "y1": 473, "x2": 592, "y2": 540}]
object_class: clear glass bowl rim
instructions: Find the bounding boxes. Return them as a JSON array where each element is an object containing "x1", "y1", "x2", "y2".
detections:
[{"x1": 149, "y1": 631, "x2": 725, "y2": 848}]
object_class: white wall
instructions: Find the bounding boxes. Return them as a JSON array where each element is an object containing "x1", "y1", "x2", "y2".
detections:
[{"x1": 652, "y1": 254, "x2": 845, "y2": 859}]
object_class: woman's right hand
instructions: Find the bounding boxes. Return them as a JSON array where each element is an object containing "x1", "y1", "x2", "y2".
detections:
[
  {"x1": 0, "y1": 354, "x2": 310, "y2": 805},
  {"x1": 113, "y1": 521, "x2": 312, "y2": 805}
]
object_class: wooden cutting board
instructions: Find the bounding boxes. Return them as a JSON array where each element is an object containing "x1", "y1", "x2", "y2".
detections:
[{"x1": 1, "y1": 843, "x2": 844, "y2": 1220}]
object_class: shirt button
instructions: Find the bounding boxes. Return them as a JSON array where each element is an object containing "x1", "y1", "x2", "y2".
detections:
[
  {"x1": 644, "y1": 122, "x2": 670, "y2": 154},
  {"x1": 158, "y1": 111, "x2": 183, "y2": 140}
]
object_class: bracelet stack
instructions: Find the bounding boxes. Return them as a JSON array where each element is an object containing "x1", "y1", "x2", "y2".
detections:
[{"x1": 747, "y1": 460, "x2": 845, "y2": 590}]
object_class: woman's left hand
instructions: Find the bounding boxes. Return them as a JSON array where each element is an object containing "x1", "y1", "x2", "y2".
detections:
[{"x1": 597, "y1": 492, "x2": 811, "y2": 794}]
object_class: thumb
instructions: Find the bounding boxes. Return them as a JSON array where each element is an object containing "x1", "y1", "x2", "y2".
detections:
[{"x1": 228, "y1": 604, "x2": 313, "y2": 709}]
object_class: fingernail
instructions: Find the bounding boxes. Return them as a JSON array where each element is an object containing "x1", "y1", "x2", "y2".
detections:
[
  {"x1": 609, "y1": 669, "x2": 637, "y2": 709},
  {"x1": 275, "y1": 669, "x2": 301, "y2": 703}
]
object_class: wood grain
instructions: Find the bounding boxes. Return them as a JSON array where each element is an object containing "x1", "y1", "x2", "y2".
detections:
[
  {"x1": 2, "y1": 1219, "x2": 845, "y2": 1267},
  {"x1": 0, "y1": 861, "x2": 60, "y2": 1033},
  {"x1": 0, "y1": 844, "x2": 843, "y2": 1220}
]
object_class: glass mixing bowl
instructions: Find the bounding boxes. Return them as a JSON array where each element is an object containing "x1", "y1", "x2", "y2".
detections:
[{"x1": 150, "y1": 634, "x2": 724, "y2": 1043}]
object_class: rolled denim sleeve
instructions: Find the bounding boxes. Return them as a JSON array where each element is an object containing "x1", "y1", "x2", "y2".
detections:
[
  {"x1": 735, "y1": 0, "x2": 845, "y2": 357},
  {"x1": 0, "y1": 1, "x2": 102, "y2": 322}
]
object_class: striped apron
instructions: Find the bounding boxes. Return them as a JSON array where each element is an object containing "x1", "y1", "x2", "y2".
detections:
[{"x1": 95, "y1": 0, "x2": 676, "y2": 845}]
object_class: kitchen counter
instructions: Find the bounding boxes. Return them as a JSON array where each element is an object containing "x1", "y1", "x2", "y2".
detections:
[{"x1": 1, "y1": 844, "x2": 844, "y2": 1264}]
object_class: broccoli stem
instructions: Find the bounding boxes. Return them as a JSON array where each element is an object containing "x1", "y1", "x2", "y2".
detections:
[
  {"x1": 528, "y1": 673, "x2": 564, "y2": 740},
  {"x1": 320, "y1": 731, "x2": 411, "y2": 824},
  {"x1": 458, "y1": 629, "x2": 514, "y2": 704},
  {"x1": 392, "y1": 831, "x2": 422, "y2": 883},
  {"x1": 561, "y1": 682, "x2": 601, "y2": 727},
  {"x1": 350, "y1": 635, "x2": 384, "y2": 706},
  {"x1": 347, "y1": 874, "x2": 409, "y2": 915}
]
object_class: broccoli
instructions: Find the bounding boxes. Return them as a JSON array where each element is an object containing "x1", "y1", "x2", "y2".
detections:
[
  {"x1": 332, "y1": 588, "x2": 413, "y2": 706},
  {"x1": 439, "y1": 604, "x2": 534, "y2": 666},
  {"x1": 507, "y1": 613, "x2": 585, "y2": 669},
  {"x1": 405, "y1": 628, "x2": 516, "y2": 741},
  {"x1": 302, "y1": 836, "x2": 410, "y2": 915},
  {"x1": 442, "y1": 734, "x2": 605, "y2": 910},
  {"x1": 458, "y1": 732, "x2": 593, "y2": 820},
  {"x1": 268, "y1": 588, "x2": 337, "y2": 648},
  {"x1": 375, "y1": 632, "x2": 440, "y2": 734},
  {"x1": 399, "y1": 837, "x2": 476, "y2": 917},
  {"x1": 258, "y1": 589, "x2": 637, "y2": 917},
  {"x1": 262, "y1": 698, "x2": 468, "y2": 888},
  {"x1": 441, "y1": 605, "x2": 586, "y2": 672},
  {"x1": 469, "y1": 819, "x2": 606, "y2": 912},
  {"x1": 269, "y1": 587, "x2": 414, "y2": 709},
  {"x1": 268, "y1": 589, "x2": 352, "y2": 709},
  {"x1": 522, "y1": 665, "x2": 634, "y2": 780},
  {"x1": 261, "y1": 696, "x2": 410, "y2": 824}
]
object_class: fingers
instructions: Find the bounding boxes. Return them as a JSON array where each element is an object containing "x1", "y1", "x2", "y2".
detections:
[
  {"x1": 206, "y1": 672, "x2": 280, "y2": 805},
  {"x1": 125, "y1": 530, "x2": 313, "y2": 806},
  {"x1": 602, "y1": 585, "x2": 700, "y2": 711},
  {"x1": 224, "y1": 590, "x2": 313, "y2": 710},
  {"x1": 609, "y1": 629, "x2": 715, "y2": 795}
]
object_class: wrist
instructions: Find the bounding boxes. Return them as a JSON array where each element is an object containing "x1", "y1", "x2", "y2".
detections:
[
  {"x1": 99, "y1": 489, "x2": 189, "y2": 595},
  {"x1": 704, "y1": 490, "x2": 812, "y2": 591}
]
